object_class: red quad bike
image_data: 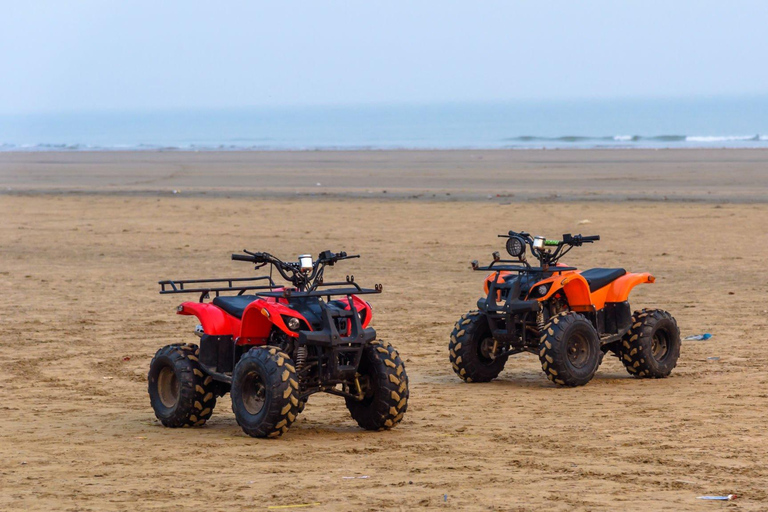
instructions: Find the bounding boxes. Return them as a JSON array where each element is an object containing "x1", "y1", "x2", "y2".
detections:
[
  {"x1": 450, "y1": 231, "x2": 681, "y2": 387},
  {"x1": 148, "y1": 250, "x2": 408, "y2": 438}
]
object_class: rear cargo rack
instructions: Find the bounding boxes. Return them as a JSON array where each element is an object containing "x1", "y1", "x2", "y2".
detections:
[{"x1": 158, "y1": 276, "x2": 277, "y2": 302}]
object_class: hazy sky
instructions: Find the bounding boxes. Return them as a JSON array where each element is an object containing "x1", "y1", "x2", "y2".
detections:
[{"x1": 2, "y1": 1, "x2": 767, "y2": 113}]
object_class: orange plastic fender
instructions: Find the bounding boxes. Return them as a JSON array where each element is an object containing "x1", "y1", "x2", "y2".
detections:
[
  {"x1": 605, "y1": 272, "x2": 655, "y2": 303},
  {"x1": 558, "y1": 273, "x2": 594, "y2": 310},
  {"x1": 527, "y1": 269, "x2": 576, "y2": 302},
  {"x1": 484, "y1": 271, "x2": 512, "y2": 295}
]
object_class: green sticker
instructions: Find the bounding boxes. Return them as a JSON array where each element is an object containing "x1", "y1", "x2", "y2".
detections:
[{"x1": 544, "y1": 240, "x2": 559, "y2": 246}]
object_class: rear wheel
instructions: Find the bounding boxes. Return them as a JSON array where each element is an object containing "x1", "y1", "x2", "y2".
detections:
[
  {"x1": 449, "y1": 310, "x2": 508, "y2": 382},
  {"x1": 148, "y1": 343, "x2": 217, "y2": 427},
  {"x1": 620, "y1": 309, "x2": 680, "y2": 378},
  {"x1": 231, "y1": 346, "x2": 301, "y2": 438},
  {"x1": 538, "y1": 312, "x2": 601, "y2": 387},
  {"x1": 345, "y1": 341, "x2": 408, "y2": 430}
]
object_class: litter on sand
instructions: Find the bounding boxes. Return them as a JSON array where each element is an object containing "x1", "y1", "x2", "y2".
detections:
[
  {"x1": 706, "y1": 357, "x2": 720, "y2": 362},
  {"x1": 684, "y1": 333, "x2": 712, "y2": 341},
  {"x1": 342, "y1": 475, "x2": 369, "y2": 479},
  {"x1": 697, "y1": 494, "x2": 736, "y2": 501}
]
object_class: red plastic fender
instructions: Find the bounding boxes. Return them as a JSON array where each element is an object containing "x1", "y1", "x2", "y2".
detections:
[
  {"x1": 237, "y1": 298, "x2": 312, "y2": 344},
  {"x1": 176, "y1": 302, "x2": 238, "y2": 336},
  {"x1": 331, "y1": 295, "x2": 373, "y2": 328}
]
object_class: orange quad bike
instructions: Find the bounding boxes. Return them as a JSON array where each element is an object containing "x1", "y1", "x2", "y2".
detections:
[{"x1": 450, "y1": 231, "x2": 680, "y2": 387}]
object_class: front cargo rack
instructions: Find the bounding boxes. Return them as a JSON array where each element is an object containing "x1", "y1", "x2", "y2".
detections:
[{"x1": 258, "y1": 281, "x2": 383, "y2": 300}]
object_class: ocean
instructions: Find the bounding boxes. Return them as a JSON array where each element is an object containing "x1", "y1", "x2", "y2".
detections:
[{"x1": 2, "y1": 96, "x2": 768, "y2": 151}]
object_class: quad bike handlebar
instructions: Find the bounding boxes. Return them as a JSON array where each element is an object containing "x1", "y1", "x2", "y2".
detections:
[
  {"x1": 562, "y1": 233, "x2": 600, "y2": 246},
  {"x1": 232, "y1": 249, "x2": 360, "y2": 291},
  {"x1": 481, "y1": 230, "x2": 601, "y2": 270}
]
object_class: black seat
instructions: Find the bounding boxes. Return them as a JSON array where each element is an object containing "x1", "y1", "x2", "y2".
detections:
[
  {"x1": 580, "y1": 268, "x2": 626, "y2": 292},
  {"x1": 212, "y1": 295, "x2": 260, "y2": 319}
]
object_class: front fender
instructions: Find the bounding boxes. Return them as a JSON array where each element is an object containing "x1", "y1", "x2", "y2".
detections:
[
  {"x1": 559, "y1": 274, "x2": 593, "y2": 310},
  {"x1": 330, "y1": 295, "x2": 373, "y2": 328},
  {"x1": 238, "y1": 299, "x2": 312, "y2": 343},
  {"x1": 177, "y1": 302, "x2": 236, "y2": 336}
]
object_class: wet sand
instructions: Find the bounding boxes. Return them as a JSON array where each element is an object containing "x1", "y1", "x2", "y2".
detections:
[
  {"x1": 2, "y1": 148, "x2": 768, "y2": 201},
  {"x1": 1, "y1": 150, "x2": 767, "y2": 510}
]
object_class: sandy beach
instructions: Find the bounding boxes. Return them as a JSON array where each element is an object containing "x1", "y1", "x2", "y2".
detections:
[
  {"x1": 2, "y1": 148, "x2": 768, "y2": 202},
  {"x1": 1, "y1": 149, "x2": 767, "y2": 511}
]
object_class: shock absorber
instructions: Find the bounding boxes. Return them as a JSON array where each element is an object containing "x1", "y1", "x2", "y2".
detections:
[
  {"x1": 295, "y1": 346, "x2": 307, "y2": 374},
  {"x1": 534, "y1": 307, "x2": 548, "y2": 342}
]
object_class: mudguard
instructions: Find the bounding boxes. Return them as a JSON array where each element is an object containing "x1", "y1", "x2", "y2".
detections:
[
  {"x1": 238, "y1": 298, "x2": 312, "y2": 344},
  {"x1": 329, "y1": 295, "x2": 373, "y2": 328},
  {"x1": 605, "y1": 272, "x2": 655, "y2": 303},
  {"x1": 558, "y1": 273, "x2": 593, "y2": 310},
  {"x1": 177, "y1": 302, "x2": 238, "y2": 336},
  {"x1": 532, "y1": 271, "x2": 654, "y2": 311}
]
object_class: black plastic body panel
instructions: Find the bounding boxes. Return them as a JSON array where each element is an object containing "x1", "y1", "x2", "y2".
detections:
[
  {"x1": 199, "y1": 334, "x2": 235, "y2": 373},
  {"x1": 603, "y1": 301, "x2": 632, "y2": 335}
]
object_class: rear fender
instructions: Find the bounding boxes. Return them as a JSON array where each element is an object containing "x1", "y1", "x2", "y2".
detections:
[
  {"x1": 177, "y1": 302, "x2": 238, "y2": 336},
  {"x1": 238, "y1": 299, "x2": 311, "y2": 344},
  {"x1": 605, "y1": 272, "x2": 655, "y2": 303}
]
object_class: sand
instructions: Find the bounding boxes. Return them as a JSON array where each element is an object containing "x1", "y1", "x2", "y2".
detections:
[
  {"x1": 1, "y1": 150, "x2": 767, "y2": 511},
  {"x1": 2, "y1": 148, "x2": 768, "y2": 202}
]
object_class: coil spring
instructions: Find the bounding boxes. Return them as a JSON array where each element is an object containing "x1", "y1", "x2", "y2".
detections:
[{"x1": 295, "y1": 346, "x2": 307, "y2": 374}]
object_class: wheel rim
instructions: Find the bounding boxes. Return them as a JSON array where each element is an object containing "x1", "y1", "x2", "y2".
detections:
[
  {"x1": 652, "y1": 329, "x2": 670, "y2": 360},
  {"x1": 478, "y1": 337, "x2": 497, "y2": 361},
  {"x1": 157, "y1": 366, "x2": 180, "y2": 408},
  {"x1": 567, "y1": 332, "x2": 592, "y2": 369},
  {"x1": 241, "y1": 370, "x2": 266, "y2": 415}
]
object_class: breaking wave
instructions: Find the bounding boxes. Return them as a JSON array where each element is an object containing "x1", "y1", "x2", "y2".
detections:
[{"x1": 3, "y1": 136, "x2": 768, "y2": 152}]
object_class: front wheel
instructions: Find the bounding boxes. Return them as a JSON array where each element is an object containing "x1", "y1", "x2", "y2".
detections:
[
  {"x1": 620, "y1": 309, "x2": 681, "y2": 378},
  {"x1": 230, "y1": 346, "x2": 301, "y2": 438},
  {"x1": 148, "y1": 343, "x2": 217, "y2": 427},
  {"x1": 345, "y1": 341, "x2": 408, "y2": 430},
  {"x1": 538, "y1": 312, "x2": 601, "y2": 387},
  {"x1": 449, "y1": 310, "x2": 508, "y2": 382}
]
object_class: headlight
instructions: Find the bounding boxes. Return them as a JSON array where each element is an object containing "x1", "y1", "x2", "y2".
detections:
[
  {"x1": 531, "y1": 283, "x2": 552, "y2": 298},
  {"x1": 286, "y1": 317, "x2": 301, "y2": 330},
  {"x1": 506, "y1": 236, "x2": 525, "y2": 257}
]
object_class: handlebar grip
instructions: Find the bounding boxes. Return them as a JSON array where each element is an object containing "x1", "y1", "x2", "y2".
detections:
[
  {"x1": 232, "y1": 254, "x2": 255, "y2": 262},
  {"x1": 582, "y1": 235, "x2": 600, "y2": 241}
]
